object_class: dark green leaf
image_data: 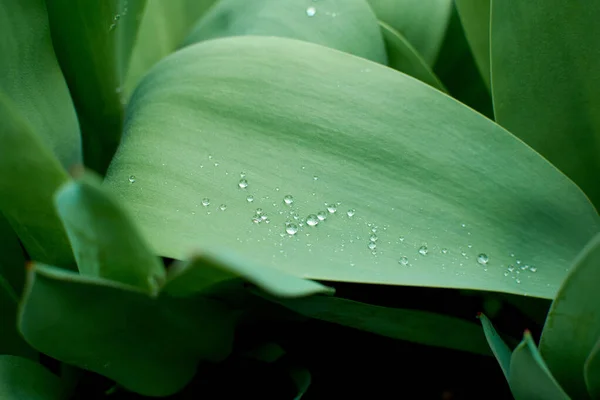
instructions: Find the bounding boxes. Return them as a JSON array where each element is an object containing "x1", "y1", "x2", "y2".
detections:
[
  {"x1": 0, "y1": 355, "x2": 66, "y2": 399},
  {"x1": 19, "y1": 263, "x2": 238, "y2": 396},
  {"x1": 477, "y1": 313, "x2": 511, "y2": 379},
  {"x1": 491, "y1": 0, "x2": 600, "y2": 207},
  {"x1": 585, "y1": 338, "x2": 600, "y2": 398},
  {"x1": 184, "y1": 0, "x2": 387, "y2": 64},
  {"x1": 105, "y1": 36, "x2": 599, "y2": 298},
  {"x1": 455, "y1": 0, "x2": 491, "y2": 90},
  {"x1": 54, "y1": 172, "x2": 165, "y2": 292},
  {"x1": 540, "y1": 234, "x2": 600, "y2": 398}
]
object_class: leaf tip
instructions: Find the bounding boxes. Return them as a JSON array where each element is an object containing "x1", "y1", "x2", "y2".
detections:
[{"x1": 68, "y1": 163, "x2": 85, "y2": 179}]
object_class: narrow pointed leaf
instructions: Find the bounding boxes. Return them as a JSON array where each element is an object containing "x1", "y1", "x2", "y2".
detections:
[
  {"x1": 540, "y1": 234, "x2": 600, "y2": 398},
  {"x1": 455, "y1": 0, "x2": 491, "y2": 90},
  {"x1": 184, "y1": 0, "x2": 387, "y2": 64},
  {"x1": 0, "y1": 0, "x2": 81, "y2": 169},
  {"x1": 124, "y1": 0, "x2": 218, "y2": 97},
  {"x1": 510, "y1": 331, "x2": 570, "y2": 400},
  {"x1": 491, "y1": 0, "x2": 600, "y2": 207},
  {"x1": 0, "y1": 96, "x2": 73, "y2": 267},
  {"x1": 379, "y1": 21, "x2": 446, "y2": 92},
  {"x1": 54, "y1": 173, "x2": 165, "y2": 292},
  {"x1": 105, "y1": 36, "x2": 599, "y2": 299},
  {"x1": 477, "y1": 313, "x2": 511, "y2": 379},
  {"x1": 366, "y1": 0, "x2": 453, "y2": 65},
  {"x1": 19, "y1": 263, "x2": 238, "y2": 397},
  {"x1": 44, "y1": 0, "x2": 146, "y2": 173},
  {"x1": 164, "y1": 252, "x2": 333, "y2": 298},
  {"x1": 585, "y1": 339, "x2": 600, "y2": 398},
  {"x1": 0, "y1": 355, "x2": 66, "y2": 399}
]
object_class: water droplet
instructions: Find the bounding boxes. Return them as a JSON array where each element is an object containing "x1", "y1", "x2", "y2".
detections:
[
  {"x1": 285, "y1": 223, "x2": 298, "y2": 236},
  {"x1": 399, "y1": 236, "x2": 405, "y2": 242},
  {"x1": 283, "y1": 195, "x2": 294, "y2": 205},
  {"x1": 260, "y1": 215, "x2": 268, "y2": 221},
  {"x1": 317, "y1": 211, "x2": 327, "y2": 221},
  {"x1": 347, "y1": 209, "x2": 356, "y2": 217},
  {"x1": 503, "y1": 271, "x2": 510, "y2": 277},
  {"x1": 306, "y1": 6, "x2": 316, "y2": 16},
  {"x1": 507, "y1": 265, "x2": 515, "y2": 272},
  {"x1": 201, "y1": 198, "x2": 210, "y2": 207},
  {"x1": 313, "y1": 175, "x2": 318, "y2": 181},
  {"x1": 516, "y1": 260, "x2": 522, "y2": 265},
  {"x1": 460, "y1": 251, "x2": 467, "y2": 257},
  {"x1": 467, "y1": 244, "x2": 473, "y2": 249},
  {"x1": 461, "y1": 223, "x2": 466, "y2": 228},
  {"x1": 521, "y1": 264, "x2": 529, "y2": 271},
  {"x1": 246, "y1": 195, "x2": 254, "y2": 202},
  {"x1": 252, "y1": 215, "x2": 262, "y2": 224},
  {"x1": 306, "y1": 214, "x2": 319, "y2": 226},
  {"x1": 399, "y1": 256, "x2": 409, "y2": 265},
  {"x1": 441, "y1": 248, "x2": 448, "y2": 254},
  {"x1": 477, "y1": 254, "x2": 489, "y2": 265},
  {"x1": 515, "y1": 278, "x2": 521, "y2": 284},
  {"x1": 368, "y1": 242, "x2": 377, "y2": 250},
  {"x1": 529, "y1": 266, "x2": 538, "y2": 273},
  {"x1": 256, "y1": 208, "x2": 264, "y2": 215},
  {"x1": 128, "y1": 175, "x2": 136, "y2": 183},
  {"x1": 369, "y1": 234, "x2": 378, "y2": 242},
  {"x1": 418, "y1": 246, "x2": 428, "y2": 256},
  {"x1": 326, "y1": 203, "x2": 337, "y2": 214},
  {"x1": 219, "y1": 204, "x2": 227, "y2": 211},
  {"x1": 240, "y1": 172, "x2": 246, "y2": 178},
  {"x1": 238, "y1": 179, "x2": 248, "y2": 189}
]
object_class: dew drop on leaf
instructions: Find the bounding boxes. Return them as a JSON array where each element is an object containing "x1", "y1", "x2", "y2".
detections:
[
  {"x1": 201, "y1": 198, "x2": 210, "y2": 207},
  {"x1": 306, "y1": 6, "x2": 316, "y2": 16},
  {"x1": 285, "y1": 223, "x2": 298, "y2": 236},
  {"x1": 128, "y1": 175, "x2": 136, "y2": 183},
  {"x1": 238, "y1": 179, "x2": 248, "y2": 189},
  {"x1": 317, "y1": 211, "x2": 327, "y2": 221},
  {"x1": 418, "y1": 246, "x2": 428, "y2": 256},
  {"x1": 477, "y1": 254, "x2": 489, "y2": 265},
  {"x1": 246, "y1": 195, "x2": 254, "y2": 202},
  {"x1": 283, "y1": 195, "x2": 294, "y2": 205},
  {"x1": 399, "y1": 256, "x2": 409, "y2": 265},
  {"x1": 306, "y1": 214, "x2": 319, "y2": 226},
  {"x1": 347, "y1": 209, "x2": 356, "y2": 217},
  {"x1": 368, "y1": 242, "x2": 377, "y2": 251}
]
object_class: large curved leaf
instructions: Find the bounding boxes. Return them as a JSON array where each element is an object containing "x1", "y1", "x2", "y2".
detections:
[
  {"x1": 0, "y1": 355, "x2": 66, "y2": 399},
  {"x1": 366, "y1": 0, "x2": 452, "y2": 65},
  {"x1": 478, "y1": 313, "x2": 511, "y2": 379},
  {"x1": 105, "y1": 36, "x2": 599, "y2": 299},
  {"x1": 539, "y1": 234, "x2": 600, "y2": 398},
  {"x1": 491, "y1": 0, "x2": 600, "y2": 208},
  {"x1": 184, "y1": 0, "x2": 386, "y2": 64},
  {"x1": 0, "y1": 0, "x2": 81, "y2": 169},
  {"x1": 455, "y1": 0, "x2": 491, "y2": 90}
]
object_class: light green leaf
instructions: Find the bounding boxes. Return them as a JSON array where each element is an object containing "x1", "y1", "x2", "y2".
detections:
[
  {"x1": 455, "y1": 0, "x2": 491, "y2": 90},
  {"x1": 44, "y1": 0, "x2": 146, "y2": 174},
  {"x1": 0, "y1": 0, "x2": 81, "y2": 169},
  {"x1": 366, "y1": 0, "x2": 453, "y2": 65},
  {"x1": 491, "y1": 0, "x2": 600, "y2": 207},
  {"x1": 269, "y1": 295, "x2": 493, "y2": 355},
  {"x1": 0, "y1": 355, "x2": 67, "y2": 399},
  {"x1": 585, "y1": 338, "x2": 600, "y2": 398},
  {"x1": 124, "y1": 0, "x2": 218, "y2": 98},
  {"x1": 184, "y1": 0, "x2": 386, "y2": 64},
  {"x1": 0, "y1": 96, "x2": 73, "y2": 267},
  {"x1": 477, "y1": 313, "x2": 511, "y2": 380},
  {"x1": 19, "y1": 263, "x2": 238, "y2": 397},
  {"x1": 379, "y1": 21, "x2": 446, "y2": 92},
  {"x1": 164, "y1": 252, "x2": 332, "y2": 298},
  {"x1": 54, "y1": 172, "x2": 166, "y2": 292},
  {"x1": 539, "y1": 234, "x2": 600, "y2": 398},
  {"x1": 105, "y1": 36, "x2": 599, "y2": 299},
  {"x1": 510, "y1": 331, "x2": 570, "y2": 400}
]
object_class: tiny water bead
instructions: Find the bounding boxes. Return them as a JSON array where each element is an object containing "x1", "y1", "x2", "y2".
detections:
[
  {"x1": 399, "y1": 236, "x2": 405, "y2": 243},
  {"x1": 306, "y1": 6, "x2": 316, "y2": 17},
  {"x1": 219, "y1": 204, "x2": 227, "y2": 211},
  {"x1": 441, "y1": 248, "x2": 448, "y2": 254},
  {"x1": 283, "y1": 195, "x2": 294, "y2": 205},
  {"x1": 399, "y1": 256, "x2": 409, "y2": 265},
  {"x1": 317, "y1": 211, "x2": 327, "y2": 221},
  {"x1": 507, "y1": 265, "x2": 515, "y2": 272},
  {"x1": 128, "y1": 175, "x2": 136, "y2": 183},
  {"x1": 240, "y1": 172, "x2": 246, "y2": 178},
  {"x1": 530, "y1": 266, "x2": 538, "y2": 273},
  {"x1": 246, "y1": 195, "x2": 254, "y2": 202},
  {"x1": 285, "y1": 223, "x2": 298, "y2": 236},
  {"x1": 238, "y1": 179, "x2": 248, "y2": 189},
  {"x1": 201, "y1": 198, "x2": 210, "y2": 207},
  {"x1": 477, "y1": 254, "x2": 489, "y2": 265},
  {"x1": 369, "y1": 234, "x2": 378, "y2": 242},
  {"x1": 418, "y1": 246, "x2": 428, "y2": 256},
  {"x1": 326, "y1": 203, "x2": 338, "y2": 214},
  {"x1": 306, "y1": 214, "x2": 319, "y2": 226},
  {"x1": 368, "y1": 242, "x2": 377, "y2": 251},
  {"x1": 347, "y1": 209, "x2": 356, "y2": 217},
  {"x1": 313, "y1": 175, "x2": 319, "y2": 181}
]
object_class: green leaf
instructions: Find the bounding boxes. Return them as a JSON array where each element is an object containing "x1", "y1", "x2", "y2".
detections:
[
  {"x1": 491, "y1": 0, "x2": 600, "y2": 208},
  {"x1": 124, "y1": 0, "x2": 218, "y2": 98},
  {"x1": 0, "y1": 96, "x2": 74, "y2": 267},
  {"x1": 366, "y1": 0, "x2": 453, "y2": 65},
  {"x1": 0, "y1": 355, "x2": 67, "y2": 399},
  {"x1": 539, "y1": 234, "x2": 600, "y2": 398},
  {"x1": 455, "y1": 0, "x2": 491, "y2": 90},
  {"x1": 44, "y1": 0, "x2": 146, "y2": 174},
  {"x1": 510, "y1": 331, "x2": 570, "y2": 400},
  {"x1": 184, "y1": 0, "x2": 387, "y2": 64},
  {"x1": 585, "y1": 338, "x2": 600, "y2": 398},
  {"x1": 379, "y1": 21, "x2": 446, "y2": 92},
  {"x1": 19, "y1": 263, "x2": 239, "y2": 397},
  {"x1": 0, "y1": 215, "x2": 36, "y2": 359},
  {"x1": 105, "y1": 36, "x2": 599, "y2": 299},
  {"x1": 164, "y1": 252, "x2": 332, "y2": 298},
  {"x1": 0, "y1": 0, "x2": 81, "y2": 169},
  {"x1": 269, "y1": 295, "x2": 493, "y2": 355},
  {"x1": 477, "y1": 313, "x2": 511, "y2": 380},
  {"x1": 54, "y1": 172, "x2": 165, "y2": 292}
]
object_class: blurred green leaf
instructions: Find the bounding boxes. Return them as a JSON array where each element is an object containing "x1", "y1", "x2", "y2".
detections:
[
  {"x1": 0, "y1": 96, "x2": 73, "y2": 267},
  {"x1": 539, "y1": 234, "x2": 600, "y2": 398},
  {"x1": 366, "y1": 0, "x2": 452, "y2": 65},
  {"x1": 105, "y1": 36, "x2": 599, "y2": 299},
  {"x1": 585, "y1": 338, "x2": 600, "y2": 398},
  {"x1": 19, "y1": 263, "x2": 238, "y2": 396},
  {"x1": 54, "y1": 172, "x2": 165, "y2": 292},
  {"x1": 271, "y1": 295, "x2": 494, "y2": 355},
  {"x1": 0, "y1": 355, "x2": 66, "y2": 399},
  {"x1": 184, "y1": 0, "x2": 386, "y2": 64},
  {"x1": 124, "y1": 0, "x2": 218, "y2": 98},
  {"x1": 477, "y1": 313, "x2": 511, "y2": 380},
  {"x1": 510, "y1": 331, "x2": 570, "y2": 400},
  {"x1": 379, "y1": 21, "x2": 446, "y2": 92},
  {"x1": 0, "y1": 215, "x2": 36, "y2": 359},
  {"x1": 491, "y1": 0, "x2": 600, "y2": 207},
  {"x1": 455, "y1": 0, "x2": 491, "y2": 90},
  {"x1": 44, "y1": 0, "x2": 146, "y2": 174},
  {"x1": 164, "y1": 252, "x2": 332, "y2": 298}
]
